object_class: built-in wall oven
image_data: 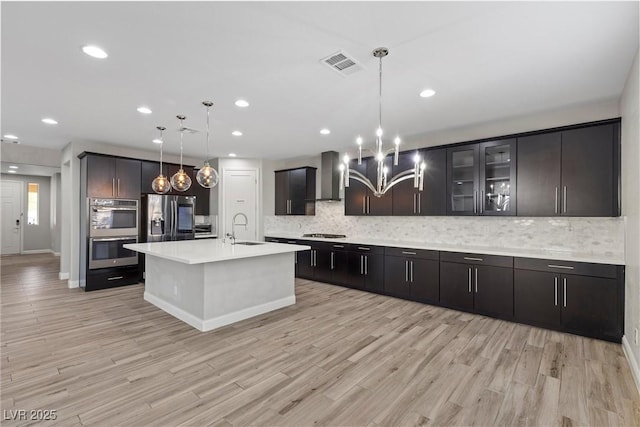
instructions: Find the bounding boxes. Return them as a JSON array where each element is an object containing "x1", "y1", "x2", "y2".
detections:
[{"x1": 88, "y1": 198, "x2": 139, "y2": 270}]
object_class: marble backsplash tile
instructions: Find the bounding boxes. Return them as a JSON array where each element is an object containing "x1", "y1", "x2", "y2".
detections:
[{"x1": 264, "y1": 200, "x2": 625, "y2": 257}]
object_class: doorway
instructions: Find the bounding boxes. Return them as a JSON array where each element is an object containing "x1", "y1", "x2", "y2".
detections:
[
  {"x1": 1, "y1": 180, "x2": 23, "y2": 254},
  {"x1": 222, "y1": 169, "x2": 258, "y2": 241}
]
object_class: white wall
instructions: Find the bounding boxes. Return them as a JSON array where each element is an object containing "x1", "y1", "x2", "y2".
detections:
[
  {"x1": 217, "y1": 157, "x2": 263, "y2": 239},
  {"x1": 621, "y1": 48, "x2": 640, "y2": 388},
  {"x1": 50, "y1": 172, "x2": 61, "y2": 254},
  {"x1": 1, "y1": 173, "x2": 52, "y2": 252}
]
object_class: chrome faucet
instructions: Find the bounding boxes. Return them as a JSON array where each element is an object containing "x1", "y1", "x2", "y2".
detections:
[{"x1": 226, "y1": 212, "x2": 248, "y2": 244}]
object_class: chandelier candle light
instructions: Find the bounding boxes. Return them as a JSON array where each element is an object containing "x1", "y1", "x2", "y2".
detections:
[
  {"x1": 170, "y1": 115, "x2": 192, "y2": 192},
  {"x1": 195, "y1": 101, "x2": 219, "y2": 188},
  {"x1": 340, "y1": 47, "x2": 425, "y2": 197},
  {"x1": 151, "y1": 126, "x2": 171, "y2": 194}
]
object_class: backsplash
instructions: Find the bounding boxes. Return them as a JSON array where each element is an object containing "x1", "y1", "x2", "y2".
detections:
[{"x1": 264, "y1": 200, "x2": 625, "y2": 258}]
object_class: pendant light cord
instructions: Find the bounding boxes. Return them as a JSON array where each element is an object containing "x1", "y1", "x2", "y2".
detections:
[
  {"x1": 177, "y1": 116, "x2": 185, "y2": 169},
  {"x1": 206, "y1": 106, "x2": 210, "y2": 159},
  {"x1": 378, "y1": 55, "x2": 383, "y2": 134},
  {"x1": 156, "y1": 126, "x2": 166, "y2": 175}
]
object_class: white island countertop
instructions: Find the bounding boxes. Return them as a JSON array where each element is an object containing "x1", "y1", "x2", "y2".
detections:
[{"x1": 125, "y1": 239, "x2": 310, "y2": 265}]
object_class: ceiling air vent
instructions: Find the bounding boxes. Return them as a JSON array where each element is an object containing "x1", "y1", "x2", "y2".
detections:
[{"x1": 321, "y1": 50, "x2": 363, "y2": 76}]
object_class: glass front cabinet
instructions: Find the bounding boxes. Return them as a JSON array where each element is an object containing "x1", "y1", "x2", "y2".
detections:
[{"x1": 447, "y1": 139, "x2": 516, "y2": 216}]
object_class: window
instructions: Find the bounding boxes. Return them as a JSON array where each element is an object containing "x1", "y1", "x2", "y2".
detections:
[{"x1": 27, "y1": 183, "x2": 38, "y2": 225}]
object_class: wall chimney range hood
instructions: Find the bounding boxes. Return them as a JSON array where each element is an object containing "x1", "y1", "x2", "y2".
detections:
[{"x1": 317, "y1": 151, "x2": 342, "y2": 201}]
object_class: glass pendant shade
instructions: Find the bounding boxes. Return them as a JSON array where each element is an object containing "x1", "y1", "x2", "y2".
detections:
[
  {"x1": 152, "y1": 174, "x2": 171, "y2": 194},
  {"x1": 196, "y1": 161, "x2": 219, "y2": 188},
  {"x1": 171, "y1": 168, "x2": 192, "y2": 192}
]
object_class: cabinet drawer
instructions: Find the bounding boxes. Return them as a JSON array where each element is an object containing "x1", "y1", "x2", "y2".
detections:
[
  {"x1": 86, "y1": 266, "x2": 141, "y2": 291},
  {"x1": 514, "y1": 257, "x2": 619, "y2": 279},
  {"x1": 348, "y1": 244, "x2": 384, "y2": 255},
  {"x1": 264, "y1": 237, "x2": 283, "y2": 243},
  {"x1": 385, "y1": 247, "x2": 439, "y2": 260},
  {"x1": 440, "y1": 251, "x2": 513, "y2": 268}
]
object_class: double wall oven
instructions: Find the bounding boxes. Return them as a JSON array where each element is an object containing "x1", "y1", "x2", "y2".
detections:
[{"x1": 88, "y1": 198, "x2": 139, "y2": 270}]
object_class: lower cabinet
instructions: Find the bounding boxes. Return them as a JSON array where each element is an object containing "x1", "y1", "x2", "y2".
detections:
[
  {"x1": 347, "y1": 245, "x2": 384, "y2": 293},
  {"x1": 439, "y1": 252, "x2": 514, "y2": 319},
  {"x1": 384, "y1": 248, "x2": 439, "y2": 303}
]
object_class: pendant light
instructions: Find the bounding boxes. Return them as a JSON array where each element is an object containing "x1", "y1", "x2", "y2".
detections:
[
  {"x1": 151, "y1": 126, "x2": 171, "y2": 194},
  {"x1": 195, "y1": 101, "x2": 220, "y2": 188},
  {"x1": 170, "y1": 115, "x2": 192, "y2": 192}
]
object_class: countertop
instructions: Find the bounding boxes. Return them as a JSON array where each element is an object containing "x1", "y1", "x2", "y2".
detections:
[
  {"x1": 265, "y1": 232, "x2": 625, "y2": 265},
  {"x1": 125, "y1": 240, "x2": 311, "y2": 265}
]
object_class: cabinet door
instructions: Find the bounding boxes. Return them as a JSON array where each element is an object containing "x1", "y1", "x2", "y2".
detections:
[
  {"x1": 366, "y1": 156, "x2": 393, "y2": 215},
  {"x1": 347, "y1": 252, "x2": 366, "y2": 290},
  {"x1": 447, "y1": 145, "x2": 479, "y2": 215},
  {"x1": 314, "y1": 247, "x2": 333, "y2": 283},
  {"x1": 561, "y1": 124, "x2": 614, "y2": 216},
  {"x1": 514, "y1": 269, "x2": 561, "y2": 328},
  {"x1": 562, "y1": 274, "x2": 621, "y2": 340},
  {"x1": 384, "y1": 256, "x2": 411, "y2": 298},
  {"x1": 391, "y1": 151, "x2": 420, "y2": 215},
  {"x1": 474, "y1": 265, "x2": 513, "y2": 318},
  {"x1": 516, "y1": 133, "x2": 561, "y2": 216},
  {"x1": 420, "y1": 148, "x2": 447, "y2": 216},
  {"x1": 345, "y1": 160, "x2": 368, "y2": 216},
  {"x1": 330, "y1": 249, "x2": 350, "y2": 285},
  {"x1": 191, "y1": 168, "x2": 211, "y2": 215},
  {"x1": 87, "y1": 155, "x2": 115, "y2": 198},
  {"x1": 410, "y1": 258, "x2": 439, "y2": 303},
  {"x1": 115, "y1": 158, "x2": 141, "y2": 199},
  {"x1": 479, "y1": 139, "x2": 516, "y2": 216},
  {"x1": 288, "y1": 169, "x2": 308, "y2": 215},
  {"x1": 274, "y1": 171, "x2": 289, "y2": 215},
  {"x1": 363, "y1": 253, "x2": 384, "y2": 293},
  {"x1": 296, "y1": 249, "x2": 314, "y2": 279},
  {"x1": 439, "y1": 262, "x2": 474, "y2": 310},
  {"x1": 141, "y1": 161, "x2": 169, "y2": 194}
]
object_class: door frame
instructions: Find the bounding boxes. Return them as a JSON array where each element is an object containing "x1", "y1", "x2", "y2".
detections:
[
  {"x1": 1, "y1": 179, "x2": 24, "y2": 255},
  {"x1": 220, "y1": 167, "x2": 259, "y2": 240}
]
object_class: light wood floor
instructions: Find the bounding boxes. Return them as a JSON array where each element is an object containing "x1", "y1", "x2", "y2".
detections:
[{"x1": 1, "y1": 254, "x2": 639, "y2": 427}]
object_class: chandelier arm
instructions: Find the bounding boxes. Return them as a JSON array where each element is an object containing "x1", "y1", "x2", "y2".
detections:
[
  {"x1": 383, "y1": 172, "x2": 416, "y2": 192},
  {"x1": 347, "y1": 169, "x2": 378, "y2": 194}
]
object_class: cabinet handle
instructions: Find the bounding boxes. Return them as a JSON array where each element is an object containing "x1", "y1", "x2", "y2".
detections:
[
  {"x1": 474, "y1": 267, "x2": 478, "y2": 293},
  {"x1": 402, "y1": 251, "x2": 416, "y2": 255},
  {"x1": 554, "y1": 187, "x2": 559, "y2": 214},
  {"x1": 367, "y1": 196, "x2": 371, "y2": 214},
  {"x1": 547, "y1": 264, "x2": 574, "y2": 270},
  {"x1": 364, "y1": 255, "x2": 368, "y2": 275},
  {"x1": 474, "y1": 191, "x2": 477, "y2": 214},
  {"x1": 405, "y1": 260, "x2": 409, "y2": 282},
  {"x1": 480, "y1": 190, "x2": 484, "y2": 214},
  {"x1": 468, "y1": 267, "x2": 472, "y2": 293},
  {"x1": 112, "y1": 178, "x2": 116, "y2": 197},
  {"x1": 357, "y1": 247, "x2": 370, "y2": 251},
  {"x1": 418, "y1": 193, "x2": 422, "y2": 214},
  {"x1": 331, "y1": 252, "x2": 334, "y2": 270},
  {"x1": 295, "y1": 252, "x2": 297, "y2": 264},
  {"x1": 363, "y1": 196, "x2": 366, "y2": 214},
  {"x1": 107, "y1": 276, "x2": 123, "y2": 281},
  {"x1": 333, "y1": 244, "x2": 344, "y2": 248},
  {"x1": 463, "y1": 257, "x2": 483, "y2": 262},
  {"x1": 563, "y1": 277, "x2": 567, "y2": 307},
  {"x1": 360, "y1": 255, "x2": 364, "y2": 275},
  {"x1": 563, "y1": 186, "x2": 567, "y2": 213},
  {"x1": 117, "y1": 179, "x2": 120, "y2": 196},
  {"x1": 554, "y1": 276, "x2": 558, "y2": 306},
  {"x1": 410, "y1": 261, "x2": 414, "y2": 283},
  {"x1": 413, "y1": 193, "x2": 417, "y2": 214}
]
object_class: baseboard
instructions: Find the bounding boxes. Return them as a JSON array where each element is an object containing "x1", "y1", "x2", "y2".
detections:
[
  {"x1": 59, "y1": 272, "x2": 69, "y2": 280},
  {"x1": 622, "y1": 335, "x2": 640, "y2": 396},
  {"x1": 144, "y1": 292, "x2": 206, "y2": 331},
  {"x1": 67, "y1": 280, "x2": 79, "y2": 289},
  {"x1": 21, "y1": 249, "x2": 53, "y2": 254}
]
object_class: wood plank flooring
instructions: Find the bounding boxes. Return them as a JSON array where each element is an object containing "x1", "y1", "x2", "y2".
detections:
[{"x1": 1, "y1": 253, "x2": 639, "y2": 426}]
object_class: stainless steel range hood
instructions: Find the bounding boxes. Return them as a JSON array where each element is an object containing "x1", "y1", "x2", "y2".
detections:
[{"x1": 317, "y1": 151, "x2": 342, "y2": 201}]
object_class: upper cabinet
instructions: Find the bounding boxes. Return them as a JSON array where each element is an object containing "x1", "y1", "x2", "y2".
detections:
[
  {"x1": 140, "y1": 160, "x2": 197, "y2": 197},
  {"x1": 392, "y1": 148, "x2": 446, "y2": 216},
  {"x1": 517, "y1": 122, "x2": 619, "y2": 217},
  {"x1": 344, "y1": 156, "x2": 393, "y2": 216},
  {"x1": 86, "y1": 155, "x2": 141, "y2": 199},
  {"x1": 274, "y1": 167, "x2": 316, "y2": 215},
  {"x1": 191, "y1": 168, "x2": 211, "y2": 216},
  {"x1": 447, "y1": 139, "x2": 516, "y2": 216}
]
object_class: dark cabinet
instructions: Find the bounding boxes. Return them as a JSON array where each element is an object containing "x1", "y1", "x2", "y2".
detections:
[
  {"x1": 141, "y1": 160, "x2": 197, "y2": 197},
  {"x1": 86, "y1": 155, "x2": 141, "y2": 199},
  {"x1": 440, "y1": 253, "x2": 514, "y2": 318},
  {"x1": 517, "y1": 123, "x2": 618, "y2": 217},
  {"x1": 447, "y1": 140, "x2": 516, "y2": 216},
  {"x1": 347, "y1": 245, "x2": 384, "y2": 293},
  {"x1": 514, "y1": 258, "x2": 623, "y2": 341},
  {"x1": 392, "y1": 149, "x2": 446, "y2": 216},
  {"x1": 344, "y1": 157, "x2": 393, "y2": 216},
  {"x1": 141, "y1": 160, "x2": 168, "y2": 194},
  {"x1": 384, "y1": 248, "x2": 439, "y2": 303},
  {"x1": 274, "y1": 167, "x2": 316, "y2": 215},
  {"x1": 191, "y1": 168, "x2": 211, "y2": 215}
]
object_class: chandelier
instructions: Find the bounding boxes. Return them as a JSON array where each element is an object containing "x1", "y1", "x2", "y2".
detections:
[
  {"x1": 195, "y1": 101, "x2": 219, "y2": 188},
  {"x1": 151, "y1": 126, "x2": 171, "y2": 194},
  {"x1": 340, "y1": 47, "x2": 425, "y2": 197},
  {"x1": 170, "y1": 115, "x2": 192, "y2": 192}
]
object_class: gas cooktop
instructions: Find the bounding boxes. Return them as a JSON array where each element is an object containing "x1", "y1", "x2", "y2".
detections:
[{"x1": 302, "y1": 233, "x2": 347, "y2": 239}]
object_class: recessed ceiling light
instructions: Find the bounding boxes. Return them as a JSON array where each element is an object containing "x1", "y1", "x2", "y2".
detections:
[
  {"x1": 137, "y1": 106, "x2": 152, "y2": 114},
  {"x1": 82, "y1": 45, "x2": 108, "y2": 59},
  {"x1": 228, "y1": 153, "x2": 237, "y2": 157},
  {"x1": 235, "y1": 100, "x2": 249, "y2": 108},
  {"x1": 9, "y1": 165, "x2": 18, "y2": 169},
  {"x1": 3, "y1": 134, "x2": 18, "y2": 140},
  {"x1": 42, "y1": 118, "x2": 58, "y2": 125},
  {"x1": 320, "y1": 128, "x2": 331, "y2": 135},
  {"x1": 7, "y1": 170, "x2": 17, "y2": 174},
  {"x1": 152, "y1": 139, "x2": 163, "y2": 144},
  {"x1": 420, "y1": 89, "x2": 436, "y2": 98},
  {"x1": 232, "y1": 131, "x2": 243, "y2": 137}
]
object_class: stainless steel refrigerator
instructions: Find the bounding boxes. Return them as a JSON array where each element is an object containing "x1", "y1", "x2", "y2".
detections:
[{"x1": 142, "y1": 194, "x2": 196, "y2": 242}]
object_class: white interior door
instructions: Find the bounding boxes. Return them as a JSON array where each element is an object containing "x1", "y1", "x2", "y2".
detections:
[
  {"x1": 223, "y1": 169, "x2": 257, "y2": 241},
  {"x1": 1, "y1": 180, "x2": 23, "y2": 254}
]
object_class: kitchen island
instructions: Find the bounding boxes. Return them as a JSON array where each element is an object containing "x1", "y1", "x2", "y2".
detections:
[{"x1": 124, "y1": 239, "x2": 310, "y2": 332}]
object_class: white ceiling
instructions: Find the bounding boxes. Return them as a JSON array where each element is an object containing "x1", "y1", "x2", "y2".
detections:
[{"x1": 1, "y1": 2, "x2": 638, "y2": 160}]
